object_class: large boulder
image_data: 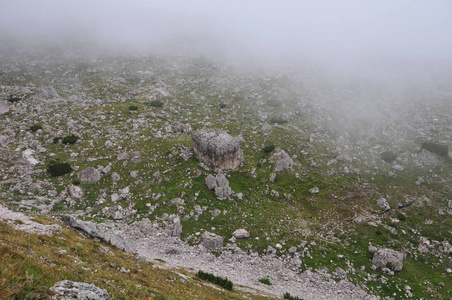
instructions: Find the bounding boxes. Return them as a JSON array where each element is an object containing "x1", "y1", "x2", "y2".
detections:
[
  {"x1": 192, "y1": 129, "x2": 244, "y2": 170},
  {"x1": 35, "y1": 86, "x2": 59, "y2": 99},
  {"x1": 371, "y1": 248, "x2": 404, "y2": 272},
  {"x1": 50, "y1": 280, "x2": 109, "y2": 300},
  {"x1": 270, "y1": 149, "x2": 293, "y2": 172},
  {"x1": 201, "y1": 231, "x2": 224, "y2": 250},
  {"x1": 77, "y1": 167, "x2": 101, "y2": 184}
]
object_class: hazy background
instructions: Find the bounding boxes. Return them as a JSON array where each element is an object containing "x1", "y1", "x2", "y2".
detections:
[{"x1": 1, "y1": 0, "x2": 451, "y2": 67}]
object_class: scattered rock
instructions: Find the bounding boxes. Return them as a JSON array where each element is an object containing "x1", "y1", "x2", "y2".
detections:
[
  {"x1": 77, "y1": 167, "x2": 101, "y2": 184},
  {"x1": 376, "y1": 198, "x2": 390, "y2": 210},
  {"x1": 232, "y1": 229, "x2": 250, "y2": 239},
  {"x1": 22, "y1": 149, "x2": 39, "y2": 166},
  {"x1": 0, "y1": 103, "x2": 10, "y2": 115},
  {"x1": 192, "y1": 129, "x2": 244, "y2": 170},
  {"x1": 35, "y1": 86, "x2": 59, "y2": 99},
  {"x1": 371, "y1": 248, "x2": 404, "y2": 272},
  {"x1": 68, "y1": 185, "x2": 83, "y2": 199},
  {"x1": 50, "y1": 280, "x2": 109, "y2": 300},
  {"x1": 270, "y1": 148, "x2": 293, "y2": 172},
  {"x1": 309, "y1": 187, "x2": 319, "y2": 194},
  {"x1": 201, "y1": 231, "x2": 224, "y2": 250}
]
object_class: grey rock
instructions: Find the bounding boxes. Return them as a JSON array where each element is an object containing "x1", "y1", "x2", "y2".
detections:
[
  {"x1": 0, "y1": 103, "x2": 10, "y2": 115},
  {"x1": 269, "y1": 173, "x2": 276, "y2": 183},
  {"x1": 215, "y1": 186, "x2": 232, "y2": 200},
  {"x1": 192, "y1": 129, "x2": 244, "y2": 170},
  {"x1": 270, "y1": 149, "x2": 293, "y2": 172},
  {"x1": 201, "y1": 231, "x2": 224, "y2": 250},
  {"x1": 77, "y1": 167, "x2": 101, "y2": 184},
  {"x1": 35, "y1": 86, "x2": 59, "y2": 99},
  {"x1": 68, "y1": 185, "x2": 83, "y2": 199},
  {"x1": 111, "y1": 172, "x2": 120, "y2": 182},
  {"x1": 372, "y1": 248, "x2": 404, "y2": 271},
  {"x1": 210, "y1": 209, "x2": 222, "y2": 218},
  {"x1": 376, "y1": 198, "x2": 390, "y2": 210},
  {"x1": 205, "y1": 174, "x2": 217, "y2": 190},
  {"x1": 215, "y1": 172, "x2": 229, "y2": 187},
  {"x1": 50, "y1": 280, "x2": 109, "y2": 300},
  {"x1": 309, "y1": 187, "x2": 319, "y2": 194},
  {"x1": 233, "y1": 228, "x2": 250, "y2": 239},
  {"x1": 67, "y1": 217, "x2": 135, "y2": 252},
  {"x1": 261, "y1": 123, "x2": 272, "y2": 135}
]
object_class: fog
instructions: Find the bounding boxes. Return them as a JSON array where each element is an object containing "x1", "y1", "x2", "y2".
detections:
[
  {"x1": 1, "y1": 1, "x2": 451, "y2": 66},
  {"x1": 1, "y1": 0, "x2": 452, "y2": 132}
]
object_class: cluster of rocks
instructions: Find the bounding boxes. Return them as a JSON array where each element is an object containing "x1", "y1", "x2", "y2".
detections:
[{"x1": 205, "y1": 171, "x2": 233, "y2": 200}]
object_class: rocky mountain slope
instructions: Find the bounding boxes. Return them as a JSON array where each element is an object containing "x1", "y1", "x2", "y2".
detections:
[{"x1": 0, "y1": 45, "x2": 451, "y2": 299}]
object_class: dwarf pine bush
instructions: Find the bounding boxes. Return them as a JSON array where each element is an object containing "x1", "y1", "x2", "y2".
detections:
[
  {"x1": 197, "y1": 270, "x2": 233, "y2": 291},
  {"x1": 47, "y1": 162, "x2": 73, "y2": 177}
]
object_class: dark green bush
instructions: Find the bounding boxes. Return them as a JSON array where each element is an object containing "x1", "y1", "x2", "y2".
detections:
[
  {"x1": 72, "y1": 179, "x2": 81, "y2": 185},
  {"x1": 421, "y1": 142, "x2": 448, "y2": 156},
  {"x1": 396, "y1": 211, "x2": 406, "y2": 221},
  {"x1": 269, "y1": 117, "x2": 288, "y2": 124},
  {"x1": 47, "y1": 162, "x2": 73, "y2": 177},
  {"x1": 7, "y1": 95, "x2": 21, "y2": 103},
  {"x1": 29, "y1": 125, "x2": 43, "y2": 133},
  {"x1": 197, "y1": 270, "x2": 233, "y2": 291},
  {"x1": 283, "y1": 292, "x2": 304, "y2": 300},
  {"x1": 53, "y1": 137, "x2": 62, "y2": 144},
  {"x1": 148, "y1": 100, "x2": 164, "y2": 108},
  {"x1": 128, "y1": 105, "x2": 139, "y2": 111},
  {"x1": 62, "y1": 134, "x2": 79, "y2": 145},
  {"x1": 262, "y1": 144, "x2": 275, "y2": 154},
  {"x1": 258, "y1": 278, "x2": 272, "y2": 285},
  {"x1": 219, "y1": 103, "x2": 227, "y2": 109},
  {"x1": 380, "y1": 151, "x2": 397, "y2": 163}
]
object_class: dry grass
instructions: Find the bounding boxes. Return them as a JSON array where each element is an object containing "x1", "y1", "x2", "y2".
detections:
[{"x1": 0, "y1": 219, "x2": 274, "y2": 300}]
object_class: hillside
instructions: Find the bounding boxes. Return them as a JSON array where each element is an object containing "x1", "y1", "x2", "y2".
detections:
[{"x1": 0, "y1": 46, "x2": 451, "y2": 299}]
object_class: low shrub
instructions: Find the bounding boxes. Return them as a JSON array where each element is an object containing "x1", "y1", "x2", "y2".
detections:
[
  {"x1": 258, "y1": 277, "x2": 272, "y2": 285},
  {"x1": 262, "y1": 144, "x2": 275, "y2": 154},
  {"x1": 128, "y1": 105, "x2": 139, "y2": 111},
  {"x1": 148, "y1": 100, "x2": 164, "y2": 108},
  {"x1": 283, "y1": 292, "x2": 304, "y2": 300},
  {"x1": 72, "y1": 179, "x2": 81, "y2": 185},
  {"x1": 269, "y1": 117, "x2": 288, "y2": 124},
  {"x1": 7, "y1": 95, "x2": 21, "y2": 103},
  {"x1": 62, "y1": 134, "x2": 79, "y2": 145},
  {"x1": 53, "y1": 137, "x2": 62, "y2": 144},
  {"x1": 219, "y1": 103, "x2": 227, "y2": 109},
  {"x1": 29, "y1": 125, "x2": 43, "y2": 133},
  {"x1": 396, "y1": 211, "x2": 406, "y2": 221},
  {"x1": 380, "y1": 151, "x2": 397, "y2": 163},
  {"x1": 197, "y1": 270, "x2": 233, "y2": 291},
  {"x1": 421, "y1": 142, "x2": 448, "y2": 156},
  {"x1": 47, "y1": 162, "x2": 73, "y2": 177}
]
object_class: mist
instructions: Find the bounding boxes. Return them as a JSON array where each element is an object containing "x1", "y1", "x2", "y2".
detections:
[
  {"x1": 1, "y1": 1, "x2": 451, "y2": 66},
  {"x1": 1, "y1": 0, "x2": 452, "y2": 136}
]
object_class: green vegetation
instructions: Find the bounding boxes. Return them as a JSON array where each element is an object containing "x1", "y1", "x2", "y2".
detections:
[
  {"x1": 29, "y1": 124, "x2": 43, "y2": 132},
  {"x1": 47, "y1": 162, "x2": 73, "y2": 177},
  {"x1": 262, "y1": 144, "x2": 276, "y2": 154},
  {"x1": 128, "y1": 105, "x2": 139, "y2": 111},
  {"x1": 197, "y1": 270, "x2": 233, "y2": 291},
  {"x1": 380, "y1": 151, "x2": 397, "y2": 163},
  {"x1": 421, "y1": 141, "x2": 449, "y2": 156},
  {"x1": 148, "y1": 100, "x2": 164, "y2": 108},
  {"x1": 62, "y1": 134, "x2": 79, "y2": 145},
  {"x1": 258, "y1": 277, "x2": 272, "y2": 285},
  {"x1": 0, "y1": 219, "x2": 267, "y2": 300},
  {"x1": 7, "y1": 94, "x2": 21, "y2": 103},
  {"x1": 283, "y1": 292, "x2": 304, "y2": 300}
]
